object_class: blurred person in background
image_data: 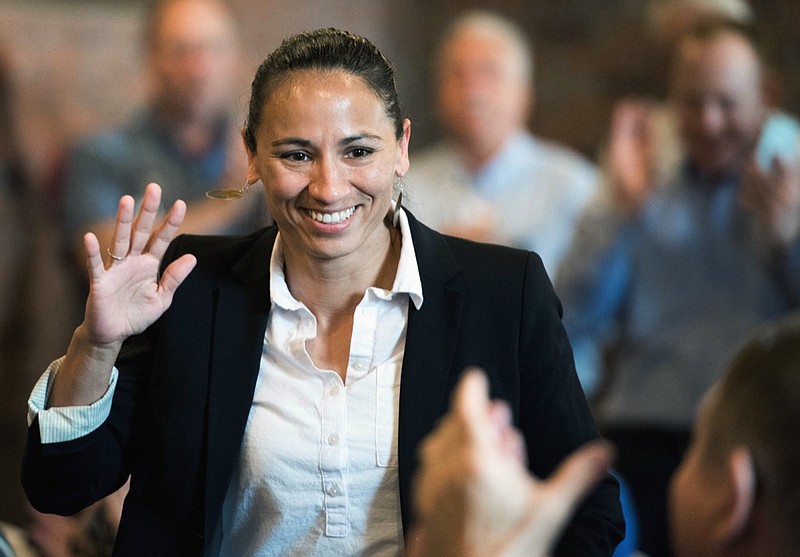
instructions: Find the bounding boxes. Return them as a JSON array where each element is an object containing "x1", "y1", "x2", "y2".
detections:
[
  {"x1": 404, "y1": 10, "x2": 598, "y2": 294},
  {"x1": 0, "y1": 45, "x2": 35, "y2": 529},
  {"x1": 556, "y1": 20, "x2": 800, "y2": 557},
  {"x1": 60, "y1": 0, "x2": 269, "y2": 278},
  {"x1": 646, "y1": 0, "x2": 753, "y2": 45}
]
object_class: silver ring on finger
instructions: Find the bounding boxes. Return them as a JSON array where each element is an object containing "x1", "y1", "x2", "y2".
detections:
[{"x1": 107, "y1": 247, "x2": 127, "y2": 262}]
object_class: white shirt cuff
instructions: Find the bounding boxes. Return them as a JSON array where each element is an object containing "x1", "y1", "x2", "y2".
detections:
[{"x1": 27, "y1": 356, "x2": 119, "y2": 443}]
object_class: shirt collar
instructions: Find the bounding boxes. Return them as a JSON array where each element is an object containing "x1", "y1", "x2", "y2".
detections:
[
  {"x1": 269, "y1": 204, "x2": 424, "y2": 311},
  {"x1": 392, "y1": 205, "x2": 425, "y2": 310}
]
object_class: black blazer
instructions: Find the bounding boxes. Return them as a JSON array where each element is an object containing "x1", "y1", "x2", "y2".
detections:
[{"x1": 24, "y1": 213, "x2": 623, "y2": 556}]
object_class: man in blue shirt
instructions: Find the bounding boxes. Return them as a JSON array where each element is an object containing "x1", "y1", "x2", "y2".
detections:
[
  {"x1": 556, "y1": 21, "x2": 800, "y2": 557},
  {"x1": 62, "y1": 0, "x2": 268, "y2": 272}
]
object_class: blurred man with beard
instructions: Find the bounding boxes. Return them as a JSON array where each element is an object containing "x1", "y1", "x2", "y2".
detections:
[{"x1": 556, "y1": 21, "x2": 800, "y2": 556}]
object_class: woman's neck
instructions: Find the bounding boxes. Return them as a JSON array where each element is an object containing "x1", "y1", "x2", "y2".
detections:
[
  {"x1": 283, "y1": 223, "x2": 402, "y2": 322},
  {"x1": 283, "y1": 223, "x2": 402, "y2": 382}
]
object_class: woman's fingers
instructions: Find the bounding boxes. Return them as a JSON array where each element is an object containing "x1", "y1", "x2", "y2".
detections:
[
  {"x1": 84, "y1": 232, "x2": 105, "y2": 283},
  {"x1": 147, "y1": 199, "x2": 187, "y2": 260},
  {"x1": 108, "y1": 195, "x2": 135, "y2": 264},
  {"x1": 129, "y1": 183, "x2": 163, "y2": 256},
  {"x1": 106, "y1": 184, "x2": 187, "y2": 264},
  {"x1": 158, "y1": 253, "x2": 197, "y2": 300}
]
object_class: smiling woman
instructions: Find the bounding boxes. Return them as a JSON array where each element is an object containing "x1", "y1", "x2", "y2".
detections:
[
  {"x1": 245, "y1": 67, "x2": 409, "y2": 281},
  {"x1": 22, "y1": 28, "x2": 624, "y2": 556}
]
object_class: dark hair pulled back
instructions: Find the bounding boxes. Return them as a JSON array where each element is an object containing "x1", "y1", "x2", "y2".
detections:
[{"x1": 243, "y1": 28, "x2": 404, "y2": 152}]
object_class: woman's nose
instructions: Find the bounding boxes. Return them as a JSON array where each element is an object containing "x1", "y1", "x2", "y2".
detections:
[{"x1": 308, "y1": 158, "x2": 348, "y2": 202}]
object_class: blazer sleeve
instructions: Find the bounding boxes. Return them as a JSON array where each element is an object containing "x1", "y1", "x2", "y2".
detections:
[
  {"x1": 518, "y1": 252, "x2": 625, "y2": 556},
  {"x1": 20, "y1": 240, "x2": 183, "y2": 515}
]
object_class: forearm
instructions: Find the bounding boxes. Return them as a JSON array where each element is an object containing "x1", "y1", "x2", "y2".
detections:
[
  {"x1": 48, "y1": 324, "x2": 122, "y2": 408},
  {"x1": 23, "y1": 355, "x2": 129, "y2": 515}
]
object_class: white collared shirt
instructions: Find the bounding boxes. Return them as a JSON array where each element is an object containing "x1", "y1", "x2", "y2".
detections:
[{"x1": 28, "y1": 208, "x2": 424, "y2": 556}]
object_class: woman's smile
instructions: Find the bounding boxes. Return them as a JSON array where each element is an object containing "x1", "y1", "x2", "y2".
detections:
[{"x1": 305, "y1": 206, "x2": 357, "y2": 225}]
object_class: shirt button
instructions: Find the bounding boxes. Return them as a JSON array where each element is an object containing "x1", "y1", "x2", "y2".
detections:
[
  {"x1": 353, "y1": 361, "x2": 365, "y2": 371},
  {"x1": 327, "y1": 483, "x2": 342, "y2": 497},
  {"x1": 328, "y1": 385, "x2": 341, "y2": 397},
  {"x1": 327, "y1": 433, "x2": 340, "y2": 446}
]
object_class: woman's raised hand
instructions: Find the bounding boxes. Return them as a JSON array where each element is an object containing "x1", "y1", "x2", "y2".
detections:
[
  {"x1": 48, "y1": 183, "x2": 196, "y2": 408},
  {"x1": 82, "y1": 182, "x2": 197, "y2": 347}
]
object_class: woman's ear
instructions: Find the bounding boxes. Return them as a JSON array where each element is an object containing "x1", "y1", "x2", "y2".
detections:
[
  {"x1": 720, "y1": 447, "x2": 757, "y2": 545},
  {"x1": 241, "y1": 129, "x2": 261, "y2": 185},
  {"x1": 395, "y1": 118, "x2": 412, "y2": 178}
]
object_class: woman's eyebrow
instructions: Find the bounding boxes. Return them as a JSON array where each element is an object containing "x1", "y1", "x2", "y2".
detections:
[
  {"x1": 340, "y1": 133, "x2": 383, "y2": 145},
  {"x1": 269, "y1": 134, "x2": 383, "y2": 148},
  {"x1": 270, "y1": 137, "x2": 312, "y2": 148}
]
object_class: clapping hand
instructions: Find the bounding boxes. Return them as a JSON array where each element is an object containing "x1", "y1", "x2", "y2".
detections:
[
  {"x1": 740, "y1": 155, "x2": 800, "y2": 247},
  {"x1": 408, "y1": 370, "x2": 612, "y2": 557},
  {"x1": 608, "y1": 99, "x2": 658, "y2": 215}
]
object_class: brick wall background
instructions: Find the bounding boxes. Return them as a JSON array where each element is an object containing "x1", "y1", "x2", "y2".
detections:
[
  {"x1": 0, "y1": 0, "x2": 394, "y2": 188},
  {"x1": 389, "y1": 0, "x2": 800, "y2": 157},
  {"x1": 2, "y1": 0, "x2": 799, "y2": 188}
]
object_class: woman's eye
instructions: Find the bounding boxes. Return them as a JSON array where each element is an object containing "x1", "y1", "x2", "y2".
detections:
[
  {"x1": 283, "y1": 152, "x2": 310, "y2": 162},
  {"x1": 348, "y1": 147, "x2": 372, "y2": 159}
]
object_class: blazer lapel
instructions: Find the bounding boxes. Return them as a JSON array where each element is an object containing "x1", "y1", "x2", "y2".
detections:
[
  {"x1": 203, "y1": 228, "x2": 276, "y2": 540},
  {"x1": 397, "y1": 214, "x2": 465, "y2": 531}
]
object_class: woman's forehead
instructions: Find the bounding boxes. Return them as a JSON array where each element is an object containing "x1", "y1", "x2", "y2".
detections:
[
  {"x1": 259, "y1": 70, "x2": 389, "y2": 127},
  {"x1": 251, "y1": 88, "x2": 393, "y2": 150},
  {"x1": 267, "y1": 69, "x2": 375, "y2": 102}
]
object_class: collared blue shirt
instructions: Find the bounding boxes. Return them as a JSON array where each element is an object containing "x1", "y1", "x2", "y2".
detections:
[
  {"x1": 406, "y1": 131, "x2": 598, "y2": 277},
  {"x1": 558, "y1": 163, "x2": 800, "y2": 426},
  {"x1": 61, "y1": 108, "x2": 262, "y2": 241}
]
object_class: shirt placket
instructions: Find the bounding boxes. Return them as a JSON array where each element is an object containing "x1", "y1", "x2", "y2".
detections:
[
  {"x1": 320, "y1": 375, "x2": 347, "y2": 537},
  {"x1": 319, "y1": 302, "x2": 378, "y2": 537}
]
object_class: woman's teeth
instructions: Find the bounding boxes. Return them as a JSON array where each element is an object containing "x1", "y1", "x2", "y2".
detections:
[{"x1": 308, "y1": 207, "x2": 356, "y2": 224}]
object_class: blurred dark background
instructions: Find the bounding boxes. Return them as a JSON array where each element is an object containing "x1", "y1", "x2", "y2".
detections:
[{"x1": 1, "y1": 0, "x2": 799, "y2": 527}]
